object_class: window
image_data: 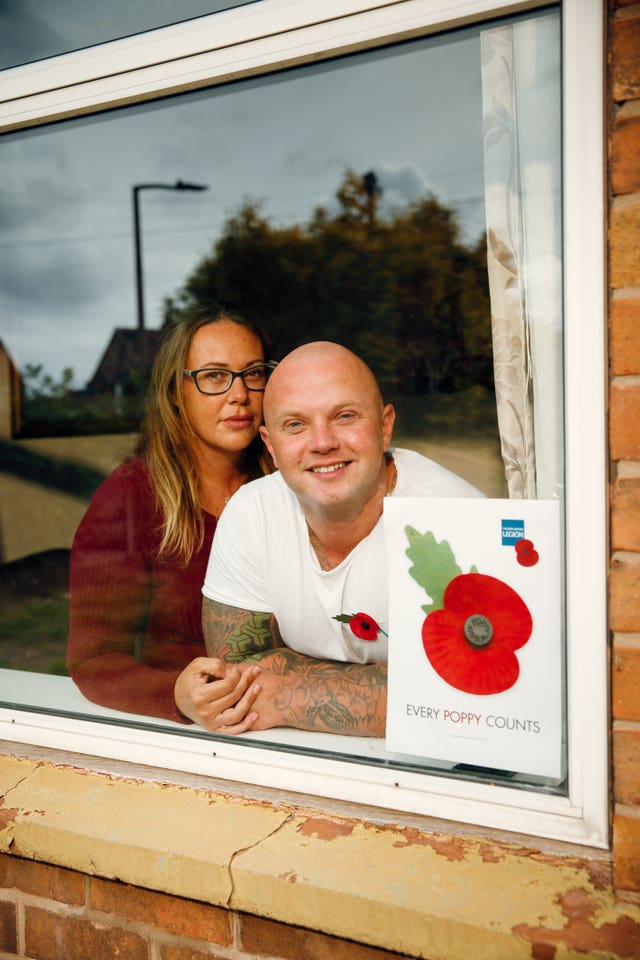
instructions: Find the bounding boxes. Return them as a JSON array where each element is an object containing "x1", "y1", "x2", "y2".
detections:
[
  {"x1": 0, "y1": 0, "x2": 606, "y2": 846},
  {"x1": 0, "y1": 1, "x2": 259, "y2": 71}
]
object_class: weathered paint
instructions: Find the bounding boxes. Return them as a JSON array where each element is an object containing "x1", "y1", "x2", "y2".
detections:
[
  {"x1": 513, "y1": 887, "x2": 640, "y2": 958},
  {"x1": 0, "y1": 753, "x2": 639, "y2": 959},
  {"x1": 297, "y1": 817, "x2": 357, "y2": 841}
]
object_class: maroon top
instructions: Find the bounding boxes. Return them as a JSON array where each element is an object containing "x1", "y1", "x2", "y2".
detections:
[{"x1": 67, "y1": 458, "x2": 216, "y2": 723}]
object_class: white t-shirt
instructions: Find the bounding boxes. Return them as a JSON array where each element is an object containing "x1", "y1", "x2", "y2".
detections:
[{"x1": 203, "y1": 448, "x2": 482, "y2": 664}]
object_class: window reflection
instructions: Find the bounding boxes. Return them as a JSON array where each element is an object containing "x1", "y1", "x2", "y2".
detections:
[
  {"x1": 0, "y1": 8, "x2": 561, "y2": 792},
  {"x1": 0, "y1": 0, "x2": 260, "y2": 71}
]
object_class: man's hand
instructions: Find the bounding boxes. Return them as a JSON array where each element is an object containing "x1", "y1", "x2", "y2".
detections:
[{"x1": 173, "y1": 656, "x2": 262, "y2": 733}]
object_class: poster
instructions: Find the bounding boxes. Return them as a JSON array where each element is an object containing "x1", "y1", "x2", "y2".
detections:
[{"x1": 383, "y1": 498, "x2": 563, "y2": 778}]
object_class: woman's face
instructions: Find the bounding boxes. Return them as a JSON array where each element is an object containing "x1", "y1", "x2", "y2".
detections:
[{"x1": 181, "y1": 319, "x2": 266, "y2": 460}]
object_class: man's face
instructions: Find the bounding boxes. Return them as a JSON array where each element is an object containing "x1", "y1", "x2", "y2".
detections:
[{"x1": 260, "y1": 346, "x2": 395, "y2": 521}]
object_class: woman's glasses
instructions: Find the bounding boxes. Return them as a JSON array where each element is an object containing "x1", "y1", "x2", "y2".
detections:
[{"x1": 183, "y1": 361, "x2": 278, "y2": 395}]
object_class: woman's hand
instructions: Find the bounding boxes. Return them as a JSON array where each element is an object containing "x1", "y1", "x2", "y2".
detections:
[{"x1": 174, "y1": 657, "x2": 262, "y2": 733}]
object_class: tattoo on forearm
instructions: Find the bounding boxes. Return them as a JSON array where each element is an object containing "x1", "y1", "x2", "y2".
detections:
[
  {"x1": 267, "y1": 648, "x2": 388, "y2": 736},
  {"x1": 202, "y1": 600, "x2": 387, "y2": 736},
  {"x1": 202, "y1": 599, "x2": 283, "y2": 662}
]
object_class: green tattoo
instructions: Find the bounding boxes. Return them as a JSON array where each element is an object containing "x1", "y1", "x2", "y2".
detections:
[
  {"x1": 202, "y1": 599, "x2": 284, "y2": 662},
  {"x1": 202, "y1": 600, "x2": 387, "y2": 737}
]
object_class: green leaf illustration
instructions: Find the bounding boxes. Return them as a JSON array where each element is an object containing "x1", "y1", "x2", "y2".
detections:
[{"x1": 404, "y1": 526, "x2": 476, "y2": 615}]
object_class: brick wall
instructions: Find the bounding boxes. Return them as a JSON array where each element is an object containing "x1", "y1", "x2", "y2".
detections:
[
  {"x1": 0, "y1": 854, "x2": 409, "y2": 960},
  {"x1": 610, "y1": 0, "x2": 640, "y2": 902}
]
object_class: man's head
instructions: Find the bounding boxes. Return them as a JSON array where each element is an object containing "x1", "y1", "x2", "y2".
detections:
[{"x1": 260, "y1": 341, "x2": 395, "y2": 522}]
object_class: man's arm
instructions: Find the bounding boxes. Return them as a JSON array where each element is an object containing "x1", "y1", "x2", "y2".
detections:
[
  {"x1": 202, "y1": 598, "x2": 387, "y2": 737},
  {"x1": 203, "y1": 597, "x2": 286, "y2": 662}
]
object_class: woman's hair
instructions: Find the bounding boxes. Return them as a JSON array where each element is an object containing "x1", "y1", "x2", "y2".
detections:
[{"x1": 136, "y1": 304, "x2": 273, "y2": 564}]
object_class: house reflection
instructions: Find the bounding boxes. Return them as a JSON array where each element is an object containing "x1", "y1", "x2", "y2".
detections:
[
  {"x1": 86, "y1": 327, "x2": 165, "y2": 401},
  {"x1": 0, "y1": 341, "x2": 21, "y2": 440}
]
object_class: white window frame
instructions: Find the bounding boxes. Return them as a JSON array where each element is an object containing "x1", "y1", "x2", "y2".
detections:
[{"x1": 0, "y1": 0, "x2": 607, "y2": 847}]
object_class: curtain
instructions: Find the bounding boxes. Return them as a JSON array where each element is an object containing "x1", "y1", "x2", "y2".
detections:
[{"x1": 480, "y1": 14, "x2": 563, "y2": 499}]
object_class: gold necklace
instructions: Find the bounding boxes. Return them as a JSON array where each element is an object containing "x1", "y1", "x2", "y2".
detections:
[{"x1": 307, "y1": 524, "x2": 335, "y2": 571}]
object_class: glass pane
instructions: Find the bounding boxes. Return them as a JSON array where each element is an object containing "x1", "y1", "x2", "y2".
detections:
[
  {"x1": 0, "y1": 6, "x2": 564, "y2": 793},
  {"x1": 0, "y1": 0, "x2": 259, "y2": 71}
]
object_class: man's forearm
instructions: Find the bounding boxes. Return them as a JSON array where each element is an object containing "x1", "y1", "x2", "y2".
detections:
[
  {"x1": 202, "y1": 598, "x2": 387, "y2": 737},
  {"x1": 250, "y1": 648, "x2": 387, "y2": 737}
]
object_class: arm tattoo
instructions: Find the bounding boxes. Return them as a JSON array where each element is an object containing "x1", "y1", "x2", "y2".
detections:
[
  {"x1": 202, "y1": 598, "x2": 284, "y2": 662},
  {"x1": 266, "y1": 648, "x2": 388, "y2": 737},
  {"x1": 202, "y1": 600, "x2": 387, "y2": 736}
]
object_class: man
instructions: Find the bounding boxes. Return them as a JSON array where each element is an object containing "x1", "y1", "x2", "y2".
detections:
[{"x1": 202, "y1": 341, "x2": 482, "y2": 736}]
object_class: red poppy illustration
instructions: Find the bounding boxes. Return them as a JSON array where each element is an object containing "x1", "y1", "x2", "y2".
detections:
[
  {"x1": 333, "y1": 612, "x2": 387, "y2": 641},
  {"x1": 515, "y1": 538, "x2": 539, "y2": 567},
  {"x1": 421, "y1": 573, "x2": 532, "y2": 695}
]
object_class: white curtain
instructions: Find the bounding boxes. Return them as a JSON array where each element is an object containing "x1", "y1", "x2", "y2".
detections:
[{"x1": 480, "y1": 14, "x2": 563, "y2": 499}]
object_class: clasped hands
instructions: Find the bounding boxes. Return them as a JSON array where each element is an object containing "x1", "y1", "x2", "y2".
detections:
[{"x1": 173, "y1": 656, "x2": 268, "y2": 734}]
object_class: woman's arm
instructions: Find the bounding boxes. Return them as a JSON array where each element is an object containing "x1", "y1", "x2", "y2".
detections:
[{"x1": 68, "y1": 464, "x2": 260, "y2": 728}]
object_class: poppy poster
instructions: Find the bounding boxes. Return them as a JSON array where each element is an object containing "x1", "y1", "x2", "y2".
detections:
[{"x1": 383, "y1": 498, "x2": 563, "y2": 778}]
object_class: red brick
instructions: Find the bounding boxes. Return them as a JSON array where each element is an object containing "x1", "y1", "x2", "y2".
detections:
[
  {"x1": 611, "y1": 112, "x2": 640, "y2": 195},
  {"x1": 239, "y1": 914, "x2": 413, "y2": 960},
  {"x1": 0, "y1": 855, "x2": 86, "y2": 906},
  {"x1": 613, "y1": 641, "x2": 640, "y2": 721},
  {"x1": 90, "y1": 877, "x2": 232, "y2": 945},
  {"x1": 611, "y1": 477, "x2": 640, "y2": 550},
  {"x1": 0, "y1": 899, "x2": 17, "y2": 953},
  {"x1": 610, "y1": 203, "x2": 640, "y2": 289},
  {"x1": 610, "y1": 299, "x2": 640, "y2": 376},
  {"x1": 24, "y1": 906, "x2": 149, "y2": 960},
  {"x1": 610, "y1": 562, "x2": 640, "y2": 632},
  {"x1": 614, "y1": 810, "x2": 640, "y2": 893},
  {"x1": 613, "y1": 724, "x2": 640, "y2": 805},
  {"x1": 160, "y1": 946, "x2": 225, "y2": 960},
  {"x1": 610, "y1": 382, "x2": 640, "y2": 460},
  {"x1": 612, "y1": 17, "x2": 640, "y2": 102}
]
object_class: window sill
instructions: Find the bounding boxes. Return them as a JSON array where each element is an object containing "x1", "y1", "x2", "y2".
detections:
[
  {"x1": 0, "y1": 744, "x2": 637, "y2": 958},
  {"x1": 0, "y1": 670, "x2": 602, "y2": 847}
]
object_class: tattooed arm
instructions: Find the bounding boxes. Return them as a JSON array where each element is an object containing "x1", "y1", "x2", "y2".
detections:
[
  {"x1": 202, "y1": 598, "x2": 387, "y2": 737},
  {"x1": 203, "y1": 598, "x2": 286, "y2": 662}
]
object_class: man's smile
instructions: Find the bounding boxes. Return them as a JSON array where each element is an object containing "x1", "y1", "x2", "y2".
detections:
[{"x1": 309, "y1": 462, "x2": 349, "y2": 474}]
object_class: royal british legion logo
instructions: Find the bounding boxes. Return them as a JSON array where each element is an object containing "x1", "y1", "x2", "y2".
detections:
[{"x1": 501, "y1": 519, "x2": 524, "y2": 545}]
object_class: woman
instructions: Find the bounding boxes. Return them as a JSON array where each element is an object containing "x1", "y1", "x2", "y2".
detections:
[{"x1": 67, "y1": 306, "x2": 275, "y2": 732}]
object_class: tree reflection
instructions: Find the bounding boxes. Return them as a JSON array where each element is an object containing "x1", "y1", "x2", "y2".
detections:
[{"x1": 164, "y1": 170, "x2": 494, "y2": 440}]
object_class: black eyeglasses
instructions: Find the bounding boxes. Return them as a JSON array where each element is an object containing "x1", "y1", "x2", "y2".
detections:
[{"x1": 182, "y1": 361, "x2": 278, "y2": 395}]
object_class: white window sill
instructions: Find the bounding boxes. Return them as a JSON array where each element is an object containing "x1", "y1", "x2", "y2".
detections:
[{"x1": 0, "y1": 670, "x2": 605, "y2": 847}]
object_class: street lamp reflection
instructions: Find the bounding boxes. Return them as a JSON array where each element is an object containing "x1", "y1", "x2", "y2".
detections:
[{"x1": 132, "y1": 179, "x2": 208, "y2": 335}]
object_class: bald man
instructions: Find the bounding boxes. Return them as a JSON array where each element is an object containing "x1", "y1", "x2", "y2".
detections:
[{"x1": 201, "y1": 342, "x2": 482, "y2": 737}]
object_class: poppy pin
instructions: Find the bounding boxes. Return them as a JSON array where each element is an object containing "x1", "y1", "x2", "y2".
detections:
[
  {"x1": 333, "y1": 612, "x2": 387, "y2": 641},
  {"x1": 515, "y1": 538, "x2": 539, "y2": 567}
]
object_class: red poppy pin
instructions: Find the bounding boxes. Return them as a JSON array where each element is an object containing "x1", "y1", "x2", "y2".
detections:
[
  {"x1": 515, "y1": 538, "x2": 539, "y2": 567},
  {"x1": 405, "y1": 527, "x2": 533, "y2": 695},
  {"x1": 333, "y1": 612, "x2": 387, "y2": 641}
]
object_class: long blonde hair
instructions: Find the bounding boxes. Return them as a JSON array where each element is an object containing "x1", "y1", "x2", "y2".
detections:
[{"x1": 136, "y1": 306, "x2": 273, "y2": 564}]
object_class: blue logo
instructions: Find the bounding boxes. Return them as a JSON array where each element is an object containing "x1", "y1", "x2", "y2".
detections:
[{"x1": 501, "y1": 519, "x2": 524, "y2": 545}]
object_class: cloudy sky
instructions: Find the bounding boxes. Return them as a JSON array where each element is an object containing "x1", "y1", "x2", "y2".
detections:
[
  {"x1": 1, "y1": 22, "x2": 488, "y2": 387},
  {"x1": 0, "y1": 0, "x2": 255, "y2": 70}
]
